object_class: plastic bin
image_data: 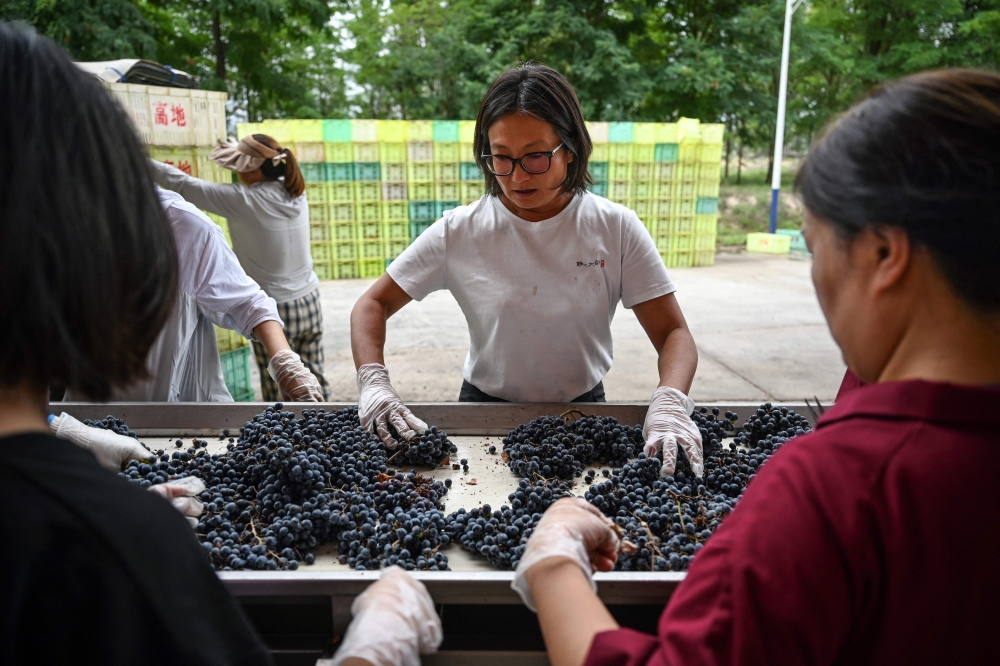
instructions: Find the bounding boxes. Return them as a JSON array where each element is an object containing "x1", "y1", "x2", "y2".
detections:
[
  {"x1": 310, "y1": 241, "x2": 334, "y2": 262},
  {"x1": 693, "y1": 249, "x2": 715, "y2": 267},
  {"x1": 435, "y1": 162, "x2": 460, "y2": 182},
  {"x1": 587, "y1": 121, "x2": 610, "y2": 143},
  {"x1": 655, "y1": 143, "x2": 679, "y2": 162},
  {"x1": 632, "y1": 144, "x2": 656, "y2": 162},
  {"x1": 221, "y1": 346, "x2": 254, "y2": 401},
  {"x1": 354, "y1": 162, "x2": 381, "y2": 181},
  {"x1": 459, "y1": 120, "x2": 476, "y2": 143},
  {"x1": 295, "y1": 142, "x2": 325, "y2": 163},
  {"x1": 589, "y1": 161, "x2": 609, "y2": 181},
  {"x1": 434, "y1": 143, "x2": 460, "y2": 163},
  {"x1": 746, "y1": 232, "x2": 791, "y2": 254},
  {"x1": 408, "y1": 162, "x2": 434, "y2": 183},
  {"x1": 460, "y1": 162, "x2": 483, "y2": 180},
  {"x1": 330, "y1": 202, "x2": 356, "y2": 223},
  {"x1": 323, "y1": 119, "x2": 352, "y2": 143},
  {"x1": 352, "y1": 181, "x2": 380, "y2": 202},
  {"x1": 385, "y1": 239, "x2": 409, "y2": 259},
  {"x1": 301, "y1": 163, "x2": 326, "y2": 182},
  {"x1": 331, "y1": 221, "x2": 357, "y2": 241},
  {"x1": 308, "y1": 204, "x2": 329, "y2": 224},
  {"x1": 334, "y1": 240, "x2": 358, "y2": 260},
  {"x1": 382, "y1": 201, "x2": 409, "y2": 222},
  {"x1": 609, "y1": 122, "x2": 634, "y2": 143},
  {"x1": 696, "y1": 197, "x2": 719, "y2": 215},
  {"x1": 631, "y1": 163, "x2": 656, "y2": 181},
  {"x1": 610, "y1": 144, "x2": 634, "y2": 162},
  {"x1": 633, "y1": 123, "x2": 658, "y2": 144},
  {"x1": 591, "y1": 144, "x2": 609, "y2": 162},
  {"x1": 609, "y1": 181, "x2": 631, "y2": 202},
  {"x1": 435, "y1": 182, "x2": 461, "y2": 201},
  {"x1": 325, "y1": 142, "x2": 354, "y2": 162},
  {"x1": 382, "y1": 182, "x2": 408, "y2": 201},
  {"x1": 409, "y1": 201, "x2": 436, "y2": 222},
  {"x1": 588, "y1": 181, "x2": 608, "y2": 197},
  {"x1": 310, "y1": 224, "x2": 332, "y2": 242},
  {"x1": 359, "y1": 239, "x2": 384, "y2": 259},
  {"x1": 655, "y1": 162, "x2": 678, "y2": 181},
  {"x1": 460, "y1": 182, "x2": 484, "y2": 201},
  {"x1": 313, "y1": 261, "x2": 334, "y2": 281},
  {"x1": 379, "y1": 143, "x2": 407, "y2": 163},
  {"x1": 377, "y1": 120, "x2": 406, "y2": 142},
  {"x1": 359, "y1": 258, "x2": 385, "y2": 278},
  {"x1": 351, "y1": 119, "x2": 378, "y2": 142},
  {"x1": 406, "y1": 121, "x2": 434, "y2": 142},
  {"x1": 383, "y1": 219, "x2": 410, "y2": 240},
  {"x1": 433, "y1": 120, "x2": 460, "y2": 143},
  {"x1": 408, "y1": 182, "x2": 435, "y2": 201},
  {"x1": 333, "y1": 260, "x2": 360, "y2": 279},
  {"x1": 632, "y1": 181, "x2": 656, "y2": 199},
  {"x1": 408, "y1": 141, "x2": 434, "y2": 162},
  {"x1": 434, "y1": 200, "x2": 460, "y2": 217},
  {"x1": 328, "y1": 182, "x2": 354, "y2": 202},
  {"x1": 409, "y1": 220, "x2": 434, "y2": 240},
  {"x1": 305, "y1": 183, "x2": 327, "y2": 205},
  {"x1": 630, "y1": 199, "x2": 653, "y2": 218},
  {"x1": 325, "y1": 162, "x2": 355, "y2": 182},
  {"x1": 609, "y1": 161, "x2": 631, "y2": 181},
  {"x1": 381, "y1": 162, "x2": 407, "y2": 182},
  {"x1": 354, "y1": 142, "x2": 380, "y2": 162}
]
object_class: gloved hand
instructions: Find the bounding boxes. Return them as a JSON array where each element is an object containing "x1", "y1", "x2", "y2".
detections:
[
  {"x1": 148, "y1": 476, "x2": 206, "y2": 528},
  {"x1": 49, "y1": 412, "x2": 152, "y2": 471},
  {"x1": 511, "y1": 497, "x2": 621, "y2": 612},
  {"x1": 357, "y1": 363, "x2": 427, "y2": 449},
  {"x1": 642, "y1": 386, "x2": 704, "y2": 478},
  {"x1": 268, "y1": 349, "x2": 324, "y2": 402},
  {"x1": 321, "y1": 566, "x2": 442, "y2": 666}
]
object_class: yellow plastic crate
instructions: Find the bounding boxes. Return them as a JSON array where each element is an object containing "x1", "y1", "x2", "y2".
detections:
[
  {"x1": 383, "y1": 218, "x2": 410, "y2": 239},
  {"x1": 631, "y1": 163, "x2": 656, "y2": 181},
  {"x1": 382, "y1": 202, "x2": 409, "y2": 223},
  {"x1": 653, "y1": 199, "x2": 674, "y2": 218},
  {"x1": 591, "y1": 144, "x2": 609, "y2": 162},
  {"x1": 609, "y1": 161, "x2": 632, "y2": 181},
  {"x1": 459, "y1": 120, "x2": 476, "y2": 143},
  {"x1": 434, "y1": 143, "x2": 461, "y2": 162},
  {"x1": 324, "y1": 142, "x2": 353, "y2": 163},
  {"x1": 382, "y1": 182, "x2": 408, "y2": 201},
  {"x1": 308, "y1": 204, "x2": 329, "y2": 224},
  {"x1": 354, "y1": 142, "x2": 380, "y2": 162},
  {"x1": 333, "y1": 260, "x2": 360, "y2": 280},
  {"x1": 333, "y1": 240, "x2": 358, "y2": 260},
  {"x1": 693, "y1": 249, "x2": 715, "y2": 266},
  {"x1": 330, "y1": 202, "x2": 356, "y2": 222},
  {"x1": 385, "y1": 239, "x2": 409, "y2": 259},
  {"x1": 406, "y1": 121, "x2": 434, "y2": 142},
  {"x1": 408, "y1": 141, "x2": 434, "y2": 163},
  {"x1": 700, "y1": 163, "x2": 721, "y2": 182},
  {"x1": 695, "y1": 233, "x2": 716, "y2": 251},
  {"x1": 461, "y1": 181, "x2": 485, "y2": 201},
  {"x1": 378, "y1": 120, "x2": 406, "y2": 142},
  {"x1": 309, "y1": 223, "x2": 332, "y2": 242},
  {"x1": 435, "y1": 181, "x2": 460, "y2": 201},
  {"x1": 435, "y1": 162, "x2": 460, "y2": 181},
  {"x1": 695, "y1": 214, "x2": 718, "y2": 234},
  {"x1": 408, "y1": 182, "x2": 434, "y2": 201},
  {"x1": 352, "y1": 120, "x2": 378, "y2": 142},
  {"x1": 632, "y1": 144, "x2": 656, "y2": 161},
  {"x1": 676, "y1": 180, "x2": 698, "y2": 198},
  {"x1": 295, "y1": 142, "x2": 326, "y2": 163},
  {"x1": 356, "y1": 201, "x2": 382, "y2": 223},
  {"x1": 381, "y1": 162, "x2": 407, "y2": 182},
  {"x1": 674, "y1": 216, "x2": 696, "y2": 234},
  {"x1": 354, "y1": 181, "x2": 382, "y2": 202},
  {"x1": 630, "y1": 199, "x2": 654, "y2": 218},
  {"x1": 631, "y1": 180, "x2": 657, "y2": 199},
  {"x1": 698, "y1": 143, "x2": 723, "y2": 162},
  {"x1": 305, "y1": 182, "x2": 327, "y2": 205},
  {"x1": 328, "y1": 182, "x2": 354, "y2": 202},
  {"x1": 655, "y1": 162, "x2": 678, "y2": 181},
  {"x1": 609, "y1": 144, "x2": 633, "y2": 162},
  {"x1": 747, "y1": 233, "x2": 791, "y2": 254},
  {"x1": 460, "y1": 142, "x2": 475, "y2": 162},
  {"x1": 608, "y1": 181, "x2": 631, "y2": 202},
  {"x1": 697, "y1": 180, "x2": 721, "y2": 197},
  {"x1": 359, "y1": 239, "x2": 384, "y2": 259},
  {"x1": 310, "y1": 241, "x2": 334, "y2": 262},
  {"x1": 407, "y1": 162, "x2": 434, "y2": 183},
  {"x1": 331, "y1": 221, "x2": 357, "y2": 241},
  {"x1": 678, "y1": 162, "x2": 700, "y2": 180},
  {"x1": 379, "y1": 143, "x2": 407, "y2": 162}
]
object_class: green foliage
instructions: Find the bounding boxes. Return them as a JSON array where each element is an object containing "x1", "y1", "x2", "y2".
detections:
[{"x1": 6, "y1": 0, "x2": 999, "y2": 150}]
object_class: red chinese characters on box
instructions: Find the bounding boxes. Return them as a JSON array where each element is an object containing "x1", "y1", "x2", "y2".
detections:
[
  {"x1": 177, "y1": 160, "x2": 192, "y2": 175},
  {"x1": 153, "y1": 102, "x2": 189, "y2": 128},
  {"x1": 154, "y1": 102, "x2": 169, "y2": 126},
  {"x1": 170, "y1": 104, "x2": 187, "y2": 127}
]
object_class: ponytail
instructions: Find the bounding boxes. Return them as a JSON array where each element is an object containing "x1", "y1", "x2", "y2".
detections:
[{"x1": 253, "y1": 133, "x2": 306, "y2": 199}]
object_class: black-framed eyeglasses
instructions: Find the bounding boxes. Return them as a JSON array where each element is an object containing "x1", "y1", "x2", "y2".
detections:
[{"x1": 482, "y1": 144, "x2": 563, "y2": 176}]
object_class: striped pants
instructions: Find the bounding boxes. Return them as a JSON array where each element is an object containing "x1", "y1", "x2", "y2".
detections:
[{"x1": 252, "y1": 288, "x2": 330, "y2": 401}]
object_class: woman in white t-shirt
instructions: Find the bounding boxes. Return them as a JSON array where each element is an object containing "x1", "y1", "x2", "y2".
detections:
[{"x1": 351, "y1": 63, "x2": 703, "y2": 478}]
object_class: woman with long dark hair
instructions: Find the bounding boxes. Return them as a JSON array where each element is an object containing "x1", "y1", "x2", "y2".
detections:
[
  {"x1": 513, "y1": 69, "x2": 1000, "y2": 666},
  {"x1": 150, "y1": 133, "x2": 331, "y2": 401},
  {"x1": 351, "y1": 63, "x2": 702, "y2": 479},
  {"x1": 0, "y1": 22, "x2": 271, "y2": 663}
]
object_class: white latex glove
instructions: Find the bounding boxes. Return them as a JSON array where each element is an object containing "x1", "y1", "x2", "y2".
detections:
[
  {"x1": 320, "y1": 566, "x2": 442, "y2": 666},
  {"x1": 642, "y1": 386, "x2": 704, "y2": 478},
  {"x1": 148, "y1": 476, "x2": 206, "y2": 528},
  {"x1": 511, "y1": 497, "x2": 621, "y2": 612},
  {"x1": 49, "y1": 412, "x2": 152, "y2": 471},
  {"x1": 357, "y1": 363, "x2": 427, "y2": 449},
  {"x1": 268, "y1": 349, "x2": 324, "y2": 402}
]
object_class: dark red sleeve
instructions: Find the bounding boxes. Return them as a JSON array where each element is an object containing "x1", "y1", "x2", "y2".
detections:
[
  {"x1": 836, "y1": 369, "x2": 865, "y2": 401},
  {"x1": 584, "y1": 431, "x2": 870, "y2": 666}
]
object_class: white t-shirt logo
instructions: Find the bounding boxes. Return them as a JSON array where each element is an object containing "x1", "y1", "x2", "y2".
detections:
[{"x1": 577, "y1": 259, "x2": 605, "y2": 268}]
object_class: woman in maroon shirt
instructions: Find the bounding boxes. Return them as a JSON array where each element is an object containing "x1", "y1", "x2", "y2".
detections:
[{"x1": 513, "y1": 69, "x2": 1000, "y2": 666}]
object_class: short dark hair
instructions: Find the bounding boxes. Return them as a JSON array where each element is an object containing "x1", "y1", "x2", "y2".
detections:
[
  {"x1": 0, "y1": 22, "x2": 178, "y2": 399},
  {"x1": 474, "y1": 62, "x2": 593, "y2": 197},
  {"x1": 796, "y1": 69, "x2": 1000, "y2": 312}
]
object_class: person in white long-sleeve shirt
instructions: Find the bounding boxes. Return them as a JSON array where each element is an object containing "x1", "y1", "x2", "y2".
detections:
[
  {"x1": 149, "y1": 134, "x2": 330, "y2": 400},
  {"x1": 68, "y1": 186, "x2": 324, "y2": 403}
]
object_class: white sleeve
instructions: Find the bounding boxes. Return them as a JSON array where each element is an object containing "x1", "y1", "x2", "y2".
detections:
[
  {"x1": 384, "y1": 218, "x2": 448, "y2": 301},
  {"x1": 620, "y1": 212, "x2": 677, "y2": 308},
  {"x1": 167, "y1": 203, "x2": 282, "y2": 338},
  {"x1": 149, "y1": 158, "x2": 255, "y2": 223}
]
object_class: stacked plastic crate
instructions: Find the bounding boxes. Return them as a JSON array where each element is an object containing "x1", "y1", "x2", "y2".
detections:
[
  {"x1": 237, "y1": 117, "x2": 721, "y2": 276},
  {"x1": 585, "y1": 119, "x2": 723, "y2": 268}
]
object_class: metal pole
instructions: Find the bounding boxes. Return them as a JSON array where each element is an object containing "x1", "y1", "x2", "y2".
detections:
[{"x1": 769, "y1": 0, "x2": 795, "y2": 234}]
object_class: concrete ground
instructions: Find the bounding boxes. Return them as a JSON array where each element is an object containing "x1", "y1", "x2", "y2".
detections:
[{"x1": 251, "y1": 253, "x2": 847, "y2": 404}]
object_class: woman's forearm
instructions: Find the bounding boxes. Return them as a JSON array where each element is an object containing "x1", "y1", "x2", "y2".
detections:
[
  {"x1": 657, "y1": 326, "x2": 697, "y2": 394},
  {"x1": 527, "y1": 559, "x2": 620, "y2": 666},
  {"x1": 253, "y1": 320, "x2": 291, "y2": 358},
  {"x1": 350, "y1": 295, "x2": 389, "y2": 369}
]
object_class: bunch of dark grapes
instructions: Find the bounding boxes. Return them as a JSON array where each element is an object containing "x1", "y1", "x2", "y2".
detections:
[
  {"x1": 448, "y1": 478, "x2": 572, "y2": 570},
  {"x1": 691, "y1": 407, "x2": 738, "y2": 457},
  {"x1": 84, "y1": 415, "x2": 154, "y2": 455},
  {"x1": 117, "y1": 404, "x2": 452, "y2": 572},
  {"x1": 388, "y1": 424, "x2": 458, "y2": 467},
  {"x1": 502, "y1": 415, "x2": 644, "y2": 480}
]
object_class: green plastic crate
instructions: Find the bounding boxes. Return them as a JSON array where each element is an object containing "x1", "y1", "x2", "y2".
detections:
[
  {"x1": 323, "y1": 119, "x2": 352, "y2": 143},
  {"x1": 434, "y1": 200, "x2": 460, "y2": 217},
  {"x1": 433, "y1": 120, "x2": 460, "y2": 142},
  {"x1": 460, "y1": 162, "x2": 483, "y2": 181},
  {"x1": 301, "y1": 163, "x2": 326, "y2": 182},
  {"x1": 381, "y1": 162, "x2": 407, "y2": 182},
  {"x1": 379, "y1": 143, "x2": 407, "y2": 162},
  {"x1": 654, "y1": 143, "x2": 679, "y2": 162},
  {"x1": 609, "y1": 122, "x2": 634, "y2": 143},
  {"x1": 435, "y1": 182, "x2": 461, "y2": 201},
  {"x1": 359, "y1": 258, "x2": 385, "y2": 278},
  {"x1": 409, "y1": 201, "x2": 436, "y2": 222},
  {"x1": 383, "y1": 219, "x2": 409, "y2": 240},
  {"x1": 325, "y1": 142, "x2": 354, "y2": 162},
  {"x1": 589, "y1": 162, "x2": 609, "y2": 180},
  {"x1": 696, "y1": 197, "x2": 719, "y2": 215},
  {"x1": 353, "y1": 142, "x2": 380, "y2": 162},
  {"x1": 410, "y1": 220, "x2": 434, "y2": 240},
  {"x1": 385, "y1": 239, "x2": 409, "y2": 258},
  {"x1": 332, "y1": 221, "x2": 357, "y2": 241},
  {"x1": 358, "y1": 219, "x2": 383, "y2": 240},
  {"x1": 313, "y1": 261, "x2": 334, "y2": 281},
  {"x1": 309, "y1": 223, "x2": 332, "y2": 242},
  {"x1": 408, "y1": 182, "x2": 435, "y2": 201},
  {"x1": 333, "y1": 260, "x2": 360, "y2": 279},
  {"x1": 588, "y1": 181, "x2": 608, "y2": 197},
  {"x1": 221, "y1": 346, "x2": 254, "y2": 402},
  {"x1": 354, "y1": 162, "x2": 381, "y2": 181},
  {"x1": 434, "y1": 143, "x2": 460, "y2": 162},
  {"x1": 435, "y1": 162, "x2": 460, "y2": 181},
  {"x1": 382, "y1": 202, "x2": 409, "y2": 223},
  {"x1": 334, "y1": 240, "x2": 358, "y2": 260},
  {"x1": 359, "y1": 239, "x2": 384, "y2": 259},
  {"x1": 325, "y1": 163, "x2": 354, "y2": 182}
]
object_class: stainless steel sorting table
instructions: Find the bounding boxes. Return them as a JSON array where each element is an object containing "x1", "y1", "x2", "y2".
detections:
[{"x1": 60, "y1": 401, "x2": 815, "y2": 665}]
